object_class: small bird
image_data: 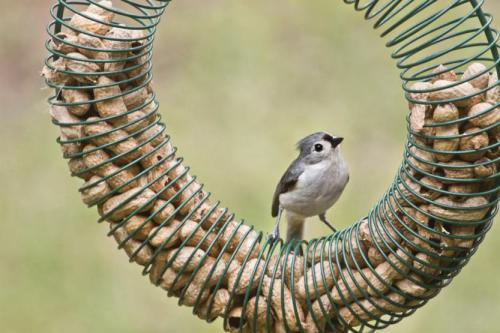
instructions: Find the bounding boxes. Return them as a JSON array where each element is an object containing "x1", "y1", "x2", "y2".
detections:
[{"x1": 270, "y1": 132, "x2": 349, "y2": 243}]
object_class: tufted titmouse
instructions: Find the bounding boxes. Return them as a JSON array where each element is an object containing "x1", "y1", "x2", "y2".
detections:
[{"x1": 270, "y1": 132, "x2": 349, "y2": 243}]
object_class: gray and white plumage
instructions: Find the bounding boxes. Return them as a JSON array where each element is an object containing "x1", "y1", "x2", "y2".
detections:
[{"x1": 271, "y1": 132, "x2": 349, "y2": 242}]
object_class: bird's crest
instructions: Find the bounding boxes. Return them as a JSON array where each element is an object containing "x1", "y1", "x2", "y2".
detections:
[{"x1": 296, "y1": 132, "x2": 336, "y2": 154}]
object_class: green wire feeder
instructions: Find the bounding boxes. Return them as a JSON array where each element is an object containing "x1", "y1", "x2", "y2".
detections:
[{"x1": 42, "y1": 0, "x2": 499, "y2": 332}]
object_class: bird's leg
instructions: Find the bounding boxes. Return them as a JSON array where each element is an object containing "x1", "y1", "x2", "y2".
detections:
[
  {"x1": 319, "y1": 212, "x2": 337, "y2": 233},
  {"x1": 268, "y1": 206, "x2": 283, "y2": 243}
]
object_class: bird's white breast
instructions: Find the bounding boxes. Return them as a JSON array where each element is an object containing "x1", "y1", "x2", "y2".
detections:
[{"x1": 279, "y1": 152, "x2": 348, "y2": 217}]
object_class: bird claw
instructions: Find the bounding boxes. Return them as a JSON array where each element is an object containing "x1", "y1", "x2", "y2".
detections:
[{"x1": 267, "y1": 230, "x2": 280, "y2": 244}]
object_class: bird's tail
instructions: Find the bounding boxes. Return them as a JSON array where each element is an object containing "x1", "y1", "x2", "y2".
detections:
[{"x1": 286, "y1": 212, "x2": 305, "y2": 243}]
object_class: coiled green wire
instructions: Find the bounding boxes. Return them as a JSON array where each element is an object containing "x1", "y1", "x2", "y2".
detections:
[{"x1": 44, "y1": 0, "x2": 499, "y2": 332}]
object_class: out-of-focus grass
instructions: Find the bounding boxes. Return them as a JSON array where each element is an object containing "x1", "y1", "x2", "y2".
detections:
[{"x1": 0, "y1": 1, "x2": 498, "y2": 332}]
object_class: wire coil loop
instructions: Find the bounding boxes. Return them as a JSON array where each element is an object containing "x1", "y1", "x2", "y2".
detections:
[{"x1": 43, "y1": 0, "x2": 498, "y2": 332}]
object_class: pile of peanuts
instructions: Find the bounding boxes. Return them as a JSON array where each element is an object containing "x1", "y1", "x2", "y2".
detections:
[
  {"x1": 406, "y1": 62, "x2": 498, "y2": 255},
  {"x1": 42, "y1": 1, "x2": 498, "y2": 332}
]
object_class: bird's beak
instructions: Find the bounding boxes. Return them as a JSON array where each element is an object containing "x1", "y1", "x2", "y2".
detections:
[{"x1": 332, "y1": 137, "x2": 344, "y2": 148}]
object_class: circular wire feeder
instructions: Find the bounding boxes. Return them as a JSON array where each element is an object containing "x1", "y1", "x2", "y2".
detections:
[{"x1": 42, "y1": 0, "x2": 499, "y2": 332}]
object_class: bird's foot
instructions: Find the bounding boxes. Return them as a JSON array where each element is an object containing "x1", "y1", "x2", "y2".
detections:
[
  {"x1": 319, "y1": 213, "x2": 337, "y2": 233},
  {"x1": 267, "y1": 230, "x2": 280, "y2": 244}
]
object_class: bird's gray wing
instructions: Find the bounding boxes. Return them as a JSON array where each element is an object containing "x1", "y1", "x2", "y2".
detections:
[{"x1": 271, "y1": 159, "x2": 304, "y2": 217}]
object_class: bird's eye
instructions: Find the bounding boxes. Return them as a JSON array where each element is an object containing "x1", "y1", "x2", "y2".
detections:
[{"x1": 314, "y1": 143, "x2": 323, "y2": 152}]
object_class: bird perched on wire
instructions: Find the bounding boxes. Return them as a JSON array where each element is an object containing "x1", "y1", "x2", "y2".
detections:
[{"x1": 270, "y1": 132, "x2": 349, "y2": 243}]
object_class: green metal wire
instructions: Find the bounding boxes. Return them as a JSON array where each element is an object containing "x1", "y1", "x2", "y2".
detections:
[{"x1": 43, "y1": 0, "x2": 499, "y2": 332}]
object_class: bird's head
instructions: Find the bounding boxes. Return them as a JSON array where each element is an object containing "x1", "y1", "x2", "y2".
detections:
[{"x1": 297, "y1": 132, "x2": 344, "y2": 164}]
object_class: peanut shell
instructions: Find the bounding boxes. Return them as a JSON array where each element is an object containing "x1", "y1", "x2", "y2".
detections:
[
  {"x1": 261, "y1": 277, "x2": 305, "y2": 332},
  {"x1": 69, "y1": 11, "x2": 111, "y2": 35},
  {"x1": 458, "y1": 127, "x2": 489, "y2": 162},
  {"x1": 180, "y1": 220, "x2": 220, "y2": 255},
  {"x1": 462, "y1": 62, "x2": 489, "y2": 89},
  {"x1": 224, "y1": 307, "x2": 247, "y2": 333},
  {"x1": 151, "y1": 199, "x2": 177, "y2": 224},
  {"x1": 51, "y1": 32, "x2": 78, "y2": 54},
  {"x1": 431, "y1": 64, "x2": 457, "y2": 82},
  {"x1": 419, "y1": 176, "x2": 444, "y2": 200},
  {"x1": 197, "y1": 288, "x2": 230, "y2": 321},
  {"x1": 227, "y1": 258, "x2": 265, "y2": 295},
  {"x1": 441, "y1": 160, "x2": 474, "y2": 180},
  {"x1": 395, "y1": 274, "x2": 427, "y2": 297},
  {"x1": 474, "y1": 158, "x2": 497, "y2": 178},
  {"x1": 76, "y1": 33, "x2": 107, "y2": 60},
  {"x1": 103, "y1": 27, "x2": 134, "y2": 72},
  {"x1": 60, "y1": 133, "x2": 82, "y2": 156},
  {"x1": 428, "y1": 196, "x2": 489, "y2": 221},
  {"x1": 86, "y1": 0, "x2": 115, "y2": 22},
  {"x1": 468, "y1": 102, "x2": 499, "y2": 128},
  {"x1": 433, "y1": 124, "x2": 459, "y2": 162},
  {"x1": 485, "y1": 71, "x2": 499, "y2": 103},
  {"x1": 50, "y1": 105, "x2": 83, "y2": 140},
  {"x1": 245, "y1": 296, "x2": 271, "y2": 331},
  {"x1": 68, "y1": 157, "x2": 92, "y2": 180},
  {"x1": 432, "y1": 103, "x2": 458, "y2": 123},
  {"x1": 337, "y1": 292, "x2": 405, "y2": 327},
  {"x1": 65, "y1": 52, "x2": 100, "y2": 84},
  {"x1": 111, "y1": 224, "x2": 153, "y2": 266},
  {"x1": 84, "y1": 117, "x2": 142, "y2": 163},
  {"x1": 409, "y1": 146, "x2": 435, "y2": 173},
  {"x1": 41, "y1": 58, "x2": 69, "y2": 85},
  {"x1": 430, "y1": 80, "x2": 479, "y2": 108},
  {"x1": 166, "y1": 247, "x2": 206, "y2": 272},
  {"x1": 81, "y1": 175, "x2": 110, "y2": 205},
  {"x1": 123, "y1": 86, "x2": 149, "y2": 110},
  {"x1": 148, "y1": 220, "x2": 182, "y2": 249},
  {"x1": 297, "y1": 261, "x2": 337, "y2": 303},
  {"x1": 61, "y1": 88, "x2": 91, "y2": 117},
  {"x1": 123, "y1": 215, "x2": 155, "y2": 241},
  {"x1": 100, "y1": 187, "x2": 156, "y2": 221},
  {"x1": 82, "y1": 144, "x2": 139, "y2": 192}
]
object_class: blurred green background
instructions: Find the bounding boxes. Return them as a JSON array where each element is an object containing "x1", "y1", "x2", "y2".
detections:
[{"x1": 0, "y1": 0, "x2": 499, "y2": 332}]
